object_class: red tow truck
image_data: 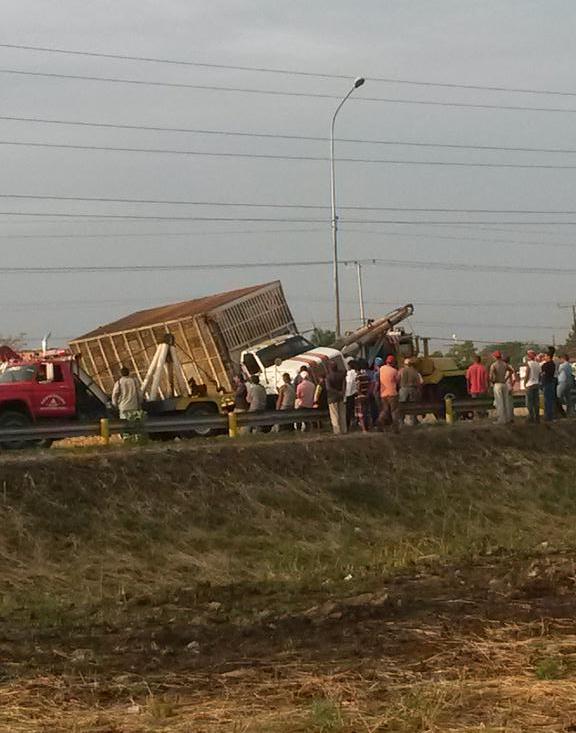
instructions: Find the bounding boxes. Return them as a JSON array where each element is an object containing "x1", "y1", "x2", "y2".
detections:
[{"x1": 0, "y1": 349, "x2": 109, "y2": 447}]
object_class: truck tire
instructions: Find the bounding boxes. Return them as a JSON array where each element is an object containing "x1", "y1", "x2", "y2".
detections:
[
  {"x1": 0, "y1": 411, "x2": 35, "y2": 450},
  {"x1": 180, "y1": 404, "x2": 220, "y2": 438}
]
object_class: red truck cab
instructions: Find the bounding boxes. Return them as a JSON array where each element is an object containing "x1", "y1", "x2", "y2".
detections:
[{"x1": 0, "y1": 357, "x2": 77, "y2": 429}]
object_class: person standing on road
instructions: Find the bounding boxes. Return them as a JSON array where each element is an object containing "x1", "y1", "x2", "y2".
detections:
[
  {"x1": 541, "y1": 352, "x2": 557, "y2": 422},
  {"x1": 378, "y1": 355, "x2": 401, "y2": 432},
  {"x1": 398, "y1": 357, "x2": 422, "y2": 426},
  {"x1": 246, "y1": 375, "x2": 267, "y2": 433},
  {"x1": 354, "y1": 359, "x2": 372, "y2": 433},
  {"x1": 489, "y1": 351, "x2": 512, "y2": 425},
  {"x1": 276, "y1": 372, "x2": 295, "y2": 411},
  {"x1": 345, "y1": 360, "x2": 358, "y2": 430},
  {"x1": 326, "y1": 361, "x2": 347, "y2": 435},
  {"x1": 274, "y1": 372, "x2": 295, "y2": 432},
  {"x1": 370, "y1": 356, "x2": 383, "y2": 422},
  {"x1": 313, "y1": 373, "x2": 328, "y2": 430},
  {"x1": 112, "y1": 366, "x2": 142, "y2": 420},
  {"x1": 524, "y1": 349, "x2": 541, "y2": 423},
  {"x1": 233, "y1": 374, "x2": 249, "y2": 412},
  {"x1": 295, "y1": 370, "x2": 315, "y2": 431},
  {"x1": 503, "y1": 355, "x2": 516, "y2": 423},
  {"x1": 557, "y1": 354, "x2": 574, "y2": 417},
  {"x1": 466, "y1": 354, "x2": 488, "y2": 399}
]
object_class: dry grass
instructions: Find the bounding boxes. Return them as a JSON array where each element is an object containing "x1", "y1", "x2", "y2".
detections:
[
  {"x1": 3, "y1": 621, "x2": 576, "y2": 732},
  {"x1": 3, "y1": 422, "x2": 576, "y2": 731}
]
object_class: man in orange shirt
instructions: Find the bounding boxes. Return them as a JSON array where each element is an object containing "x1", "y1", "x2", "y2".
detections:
[{"x1": 378, "y1": 354, "x2": 401, "y2": 431}]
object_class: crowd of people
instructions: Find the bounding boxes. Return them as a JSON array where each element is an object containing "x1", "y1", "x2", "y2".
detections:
[
  {"x1": 234, "y1": 355, "x2": 424, "y2": 434},
  {"x1": 466, "y1": 346, "x2": 575, "y2": 424},
  {"x1": 113, "y1": 345, "x2": 575, "y2": 438},
  {"x1": 233, "y1": 344, "x2": 576, "y2": 435}
]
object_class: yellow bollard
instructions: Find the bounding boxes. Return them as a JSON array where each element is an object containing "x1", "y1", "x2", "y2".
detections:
[
  {"x1": 539, "y1": 391, "x2": 544, "y2": 418},
  {"x1": 444, "y1": 395, "x2": 454, "y2": 425},
  {"x1": 100, "y1": 417, "x2": 110, "y2": 446},
  {"x1": 228, "y1": 411, "x2": 238, "y2": 438}
]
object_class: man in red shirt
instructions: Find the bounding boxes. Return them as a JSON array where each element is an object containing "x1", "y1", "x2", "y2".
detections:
[
  {"x1": 378, "y1": 355, "x2": 401, "y2": 431},
  {"x1": 466, "y1": 354, "x2": 488, "y2": 398}
]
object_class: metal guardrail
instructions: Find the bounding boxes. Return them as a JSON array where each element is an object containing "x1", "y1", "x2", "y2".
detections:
[
  {"x1": 0, "y1": 408, "x2": 327, "y2": 444},
  {"x1": 0, "y1": 396, "x2": 525, "y2": 446}
]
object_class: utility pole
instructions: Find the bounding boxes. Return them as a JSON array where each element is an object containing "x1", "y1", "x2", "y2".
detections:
[{"x1": 355, "y1": 260, "x2": 366, "y2": 326}]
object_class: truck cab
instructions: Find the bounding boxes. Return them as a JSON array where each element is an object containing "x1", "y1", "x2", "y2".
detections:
[
  {"x1": 0, "y1": 359, "x2": 77, "y2": 425},
  {"x1": 240, "y1": 334, "x2": 345, "y2": 396}
]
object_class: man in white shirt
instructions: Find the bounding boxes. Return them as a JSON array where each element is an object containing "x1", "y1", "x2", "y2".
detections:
[
  {"x1": 345, "y1": 360, "x2": 358, "y2": 430},
  {"x1": 112, "y1": 367, "x2": 142, "y2": 420},
  {"x1": 523, "y1": 350, "x2": 541, "y2": 424}
]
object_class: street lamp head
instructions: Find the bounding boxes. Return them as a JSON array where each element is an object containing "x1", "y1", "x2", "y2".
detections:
[{"x1": 354, "y1": 77, "x2": 366, "y2": 88}]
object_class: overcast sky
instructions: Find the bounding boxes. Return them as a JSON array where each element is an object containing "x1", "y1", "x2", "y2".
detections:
[{"x1": 3, "y1": 0, "x2": 576, "y2": 350}]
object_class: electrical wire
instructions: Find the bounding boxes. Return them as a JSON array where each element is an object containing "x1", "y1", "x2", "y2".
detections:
[
  {"x1": 3, "y1": 257, "x2": 576, "y2": 275},
  {"x1": 7, "y1": 139, "x2": 576, "y2": 170},
  {"x1": 0, "y1": 227, "x2": 326, "y2": 239},
  {"x1": 3, "y1": 114, "x2": 576, "y2": 155},
  {"x1": 4, "y1": 211, "x2": 576, "y2": 224},
  {"x1": 4, "y1": 67, "x2": 576, "y2": 114},
  {"x1": 5, "y1": 193, "x2": 576, "y2": 215},
  {"x1": 0, "y1": 212, "x2": 338, "y2": 222},
  {"x1": 6, "y1": 213, "x2": 576, "y2": 228},
  {"x1": 2, "y1": 42, "x2": 576, "y2": 99}
]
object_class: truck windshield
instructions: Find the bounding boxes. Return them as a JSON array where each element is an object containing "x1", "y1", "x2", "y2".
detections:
[
  {"x1": 0, "y1": 365, "x2": 36, "y2": 383},
  {"x1": 256, "y1": 336, "x2": 314, "y2": 368}
]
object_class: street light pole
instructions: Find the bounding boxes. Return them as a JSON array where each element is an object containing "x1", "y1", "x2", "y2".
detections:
[{"x1": 330, "y1": 76, "x2": 365, "y2": 338}]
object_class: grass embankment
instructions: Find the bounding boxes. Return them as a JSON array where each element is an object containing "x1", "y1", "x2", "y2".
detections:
[
  {"x1": 2, "y1": 422, "x2": 576, "y2": 732},
  {"x1": 1, "y1": 422, "x2": 576, "y2": 622}
]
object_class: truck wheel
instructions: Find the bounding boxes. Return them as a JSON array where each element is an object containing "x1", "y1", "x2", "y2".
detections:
[
  {"x1": 0, "y1": 411, "x2": 35, "y2": 450},
  {"x1": 180, "y1": 404, "x2": 220, "y2": 438}
]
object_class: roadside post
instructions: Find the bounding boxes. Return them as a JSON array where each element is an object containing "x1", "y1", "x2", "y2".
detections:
[
  {"x1": 444, "y1": 395, "x2": 454, "y2": 425},
  {"x1": 100, "y1": 417, "x2": 110, "y2": 446},
  {"x1": 228, "y1": 411, "x2": 238, "y2": 438}
]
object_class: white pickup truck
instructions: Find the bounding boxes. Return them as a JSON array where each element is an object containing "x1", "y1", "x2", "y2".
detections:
[{"x1": 240, "y1": 334, "x2": 346, "y2": 397}]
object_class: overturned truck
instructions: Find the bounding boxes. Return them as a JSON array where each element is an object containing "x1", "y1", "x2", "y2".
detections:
[{"x1": 70, "y1": 281, "x2": 297, "y2": 399}]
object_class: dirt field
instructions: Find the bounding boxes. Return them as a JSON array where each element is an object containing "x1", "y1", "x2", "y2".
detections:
[{"x1": 2, "y1": 422, "x2": 576, "y2": 732}]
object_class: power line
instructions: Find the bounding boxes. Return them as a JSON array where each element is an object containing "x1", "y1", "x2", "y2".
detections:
[
  {"x1": 3, "y1": 114, "x2": 576, "y2": 155},
  {"x1": 0, "y1": 224, "x2": 573, "y2": 250},
  {"x1": 4, "y1": 67, "x2": 576, "y2": 114},
  {"x1": 342, "y1": 227, "x2": 576, "y2": 249},
  {"x1": 3, "y1": 257, "x2": 576, "y2": 275},
  {"x1": 5, "y1": 193, "x2": 576, "y2": 215},
  {"x1": 5, "y1": 139, "x2": 576, "y2": 170},
  {"x1": 7, "y1": 296, "x2": 568, "y2": 311},
  {"x1": 0, "y1": 227, "x2": 325, "y2": 240},
  {"x1": 416, "y1": 320, "x2": 561, "y2": 331},
  {"x1": 5, "y1": 211, "x2": 576, "y2": 224},
  {"x1": 2, "y1": 42, "x2": 576, "y2": 99}
]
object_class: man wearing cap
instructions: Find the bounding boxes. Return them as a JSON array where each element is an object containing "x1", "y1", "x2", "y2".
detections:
[
  {"x1": 398, "y1": 357, "x2": 422, "y2": 425},
  {"x1": 378, "y1": 355, "x2": 401, "y2": 431},
  {"x1": 489, "y1": 351, "x2": 513, "y2": 424},
  {"x1": 524, "y1": 349, "x2": 541, "y2": 423}
]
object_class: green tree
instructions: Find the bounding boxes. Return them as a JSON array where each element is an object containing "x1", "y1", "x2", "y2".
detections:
[
  {"x1": 446, "y1": 340, "x2": 477, "y2": 368},
  {"x1": 481, "y1": 341, "x2": 543, "y2": 367},
  {"x1": 431, "y1": 350, "x2": 444, "y2": 358},
  {"x1": 562, "y1": 324, "x2": 576, "y2": 355},
  {"x1": 309, "y1": 326, "x2": 336, "y2": 347}
]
